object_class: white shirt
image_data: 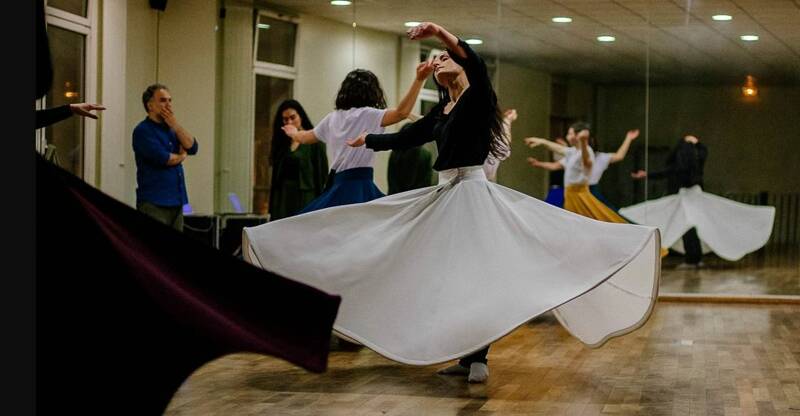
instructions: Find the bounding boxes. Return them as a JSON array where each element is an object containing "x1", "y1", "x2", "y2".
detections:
[
  {"x1": 589, "y1": 152, "x2": 613, "y2": 185},
  {"x1": 559, "y1": 146, "x2": 595, "y2": 186},
  {"x1": 313, "y1": 107, "x2": 386, "y2": 172},
  {"x1": 482, "y1": 118, "x2": 512, "y2": 182}
]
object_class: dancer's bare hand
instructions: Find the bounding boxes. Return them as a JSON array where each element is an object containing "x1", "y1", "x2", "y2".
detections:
[
  {"x1": 69, "y1": 103, "x2": 106, "y2": 120},
  {"x1": 346, "y1": 131, "x2": 367, "y2": 147},
  {"x1": 524, "y1": 137, "x2": 544, "y2": 148},
  {"x1": 577, "y1": 129, "x2": 590, "y2": 143},
  {"x1": 407, "y1": 22, "x2": 440, "y2": 40},
  {"x1": 631, "y1": 170, "x2": 647, "y2": 179},
  {"x1": 282, "y1": 124, "x2": 299, "y2": 138},
  {"x1": 504, "y1": 109, "x2": 518, "y2": 122},
  {"x1": 416, "y1": 60, "x2": 435, "y2": 81},
  {"x1": 626, "y1": 129, "x2": 640, "y2": 141},
  {"x1": 527, "y1": 157, "x2": 544, "y2": 168}
]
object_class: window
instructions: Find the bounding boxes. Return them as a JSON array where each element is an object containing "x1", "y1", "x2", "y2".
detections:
[
  {"x1": 39, "y1": 0, "x2": 96, "y2": 179},
  {"x1": 47, "y1": 0, "x2": 87, "y2": 17},
  {"x1": 252, "y1": 12, "x2": 298, "y2": 215}
]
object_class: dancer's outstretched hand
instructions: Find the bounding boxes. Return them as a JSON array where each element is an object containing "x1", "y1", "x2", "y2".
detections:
[
  {"x1": 407, "y1": 22, "x2": 439, "y2": 40},
  {"x1": 416, "y1": 61, "x2": 435, "y2": 81},
  {"x1": 631, "y1": 170, "x2": 647, "y2": 179},
  {"x1": 527, "y1": 157, "x2": 544, "y2": 168},
  {"x1": 626, "y1": 129, "x2": 640, "y2": 141},
  {"x1": 70, "y1": 103, "x2": 106, "y2": 120},
  {"x1": 346, "y1": 131, "x2": 367, "y2": 147},
  {"x1": 282, "y1": 124, "x2": 299, "y2": 138},
  {"x1": 524, "y1": 137, "x2": 544, "y2": 148}
]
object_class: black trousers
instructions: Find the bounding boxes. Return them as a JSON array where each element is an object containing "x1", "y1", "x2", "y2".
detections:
[
  {"x1": 459, "y1": 345, "x2": 489, "y2": 366},
  {"x1": 683, "y1": 227, "x2": 702, "y2": 264}
]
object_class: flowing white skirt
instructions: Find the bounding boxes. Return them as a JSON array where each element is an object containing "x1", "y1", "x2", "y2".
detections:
[
  {"x1": 243, "y1": 166, "x2": 661, "y2": 365},
  {"x1": 619, "y1": 185, "x2": 775, "y2": 261}
]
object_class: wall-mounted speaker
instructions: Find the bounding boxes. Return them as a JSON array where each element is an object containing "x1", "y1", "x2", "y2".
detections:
[{"x1": 149, "y1": 0, "x2": 168, "y2": 11}]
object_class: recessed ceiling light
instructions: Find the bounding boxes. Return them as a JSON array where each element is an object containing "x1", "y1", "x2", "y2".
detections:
[
  {"x1": 404, "y1": 21, "x2": 421, "y2": 27},
  {"x1": 712, "y1": 14, "x2": 733, "y2": 21},
  {"x1": 740, "y1": 34, "x2": 759, "y2": 41},
  {"x1": 257, "y1": 23, "x2": 270, "y2": 30},
  {"x1": 552, "y1": 17, "x2": 572, "y2": 23},
  {"x1": 465, "y1": 38, "x2": 483, "y2": 45},
  {"x1": 597, "y1": 35, "x2": 616, "y2": 42},
  {"x1": 330, "y1": 0, "x2": 351, "y2": 5}
]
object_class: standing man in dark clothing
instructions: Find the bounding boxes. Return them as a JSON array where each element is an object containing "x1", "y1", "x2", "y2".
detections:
[
  {"x1": 632, "y1": 134, "x2": 708, "y2": 268},
  {"x1": 132, "y1": 84, "x2": 199, "y2": 231}
]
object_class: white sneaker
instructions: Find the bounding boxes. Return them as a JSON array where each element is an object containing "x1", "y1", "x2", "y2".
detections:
[
  {"x1": 468, "y1": 363, "x2": 489, "y2": 383},
  {"x1": 437, "y1": 363, "x2": 470, "y2": 376}
]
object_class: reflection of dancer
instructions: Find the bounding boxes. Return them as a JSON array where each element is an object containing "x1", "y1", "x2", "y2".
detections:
[
  {"x1": 527, "y1": 129, "x2": 640, "y2": 210},
  {"x1": 244, "y1": 22, "x2": 661, "y2": 385},
  {"x1": 268, "y1": 100, "x2": 329, "y2": 221},
  {"x1": 282, "y1": 64, "x2": 433, "y2": 214},
  {"x1": 625, "y1": 135, "x2": 775, "y2": 266},
  {"x1": 482, "y1": 109, "x2": 517, "y2": 183}
]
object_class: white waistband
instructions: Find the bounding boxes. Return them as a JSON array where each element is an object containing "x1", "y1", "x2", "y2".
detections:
[{"x1": 437, "y1": 165, "x2": 487, "y2": 184}]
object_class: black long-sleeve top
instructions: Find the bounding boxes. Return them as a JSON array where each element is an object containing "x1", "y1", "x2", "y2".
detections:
[
  {"x1": 649, "y1": 140, "x2": 707, "y2": 194},
  {"x1": 365, "y1": 39, "x2": 495, "y2": 171},
  {"x1": 36, "y1": 105, "x2": 73, "y2": 129}
]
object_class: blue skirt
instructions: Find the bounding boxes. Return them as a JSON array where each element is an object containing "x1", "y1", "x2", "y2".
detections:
[
  {"x1": 299, "y1": 167, "x2": 385, "y2": 215},
  {"x1": 544, "y1": 186, "x2": 564, "y2": 208}
]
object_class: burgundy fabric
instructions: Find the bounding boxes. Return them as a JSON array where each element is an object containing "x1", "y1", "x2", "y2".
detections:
[{"x1": 36, "y1": 155, "x2": 341, "y2": 415}]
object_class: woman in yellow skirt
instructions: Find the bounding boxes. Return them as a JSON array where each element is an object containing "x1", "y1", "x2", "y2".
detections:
[{"x1": 527, "y1": 121, "x2": 668, "y2": 256}]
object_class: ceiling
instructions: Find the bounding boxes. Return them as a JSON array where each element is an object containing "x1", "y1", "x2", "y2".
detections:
[{"x1": 254, "y1": 0, "x2": 800, "y2": 85}]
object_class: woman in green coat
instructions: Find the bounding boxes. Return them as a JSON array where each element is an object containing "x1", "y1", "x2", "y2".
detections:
[{"x1": 269, "y1": 100, "x2": 329, "y2": 221}]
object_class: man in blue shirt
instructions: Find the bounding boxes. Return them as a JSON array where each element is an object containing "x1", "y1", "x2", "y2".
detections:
[{"x1": 133, "y1": 84, "x2": 199, "y2": 231}]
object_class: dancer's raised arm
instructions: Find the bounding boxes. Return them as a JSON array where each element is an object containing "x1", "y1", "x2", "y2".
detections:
[{"x1": 609, "y1": 129, "x2": 639, "y2": 163}]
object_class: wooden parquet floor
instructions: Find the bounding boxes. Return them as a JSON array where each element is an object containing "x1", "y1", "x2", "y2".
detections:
[{"x1": 165, "y1": 302, "x2": 800, "y2": 415}]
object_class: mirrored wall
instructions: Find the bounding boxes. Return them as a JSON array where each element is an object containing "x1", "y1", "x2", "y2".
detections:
[{"x1": 254, "y1": 0, "x2": 798, "y2": 298}]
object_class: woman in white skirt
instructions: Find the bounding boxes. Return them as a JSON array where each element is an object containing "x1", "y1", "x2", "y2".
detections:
[
  {"x1": 626, "y1": 135, "x2": 774, "y2": 266},
  {"x1": 244, "y1": 22, "x2": 662, "y2": 384}
]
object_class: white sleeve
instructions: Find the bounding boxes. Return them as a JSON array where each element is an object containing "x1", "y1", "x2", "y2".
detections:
[
  {"x1": 595, "y1": 152, "x2": 613, "y2": 171},
  {"x1": 558, "y1": 147, "x2": 575, "y2": 167},
  {"x1": 312, "y1": 112, "x2": 333, "y2": 143},
  {"x1": 362, "y1": 107, "x2": 387, "y2": 133}
]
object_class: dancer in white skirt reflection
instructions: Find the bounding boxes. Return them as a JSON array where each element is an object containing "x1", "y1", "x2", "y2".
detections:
[
  {"x1": 244, "y1": 22, "x2": 662, "y2": 384},
  {"x1": 625, "y1": 134, "x2": 774, "y2": 265}
]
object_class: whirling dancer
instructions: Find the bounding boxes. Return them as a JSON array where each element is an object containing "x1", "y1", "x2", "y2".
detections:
[
  {"x1": 244, "y1": 22, "x2": 661, "y2": 384},
  {"x1": 527, "y1": 128, "x2": 640, "y2": 211},
  {"x1": 282, "y1": 63, "x2": 434, "y2": 214},
  {"x1": 624, "y1": 135, "x2": 775, "y2": 266},
  {"x1": 482, "y1": 108, "x2": 517, "y2": 183}
]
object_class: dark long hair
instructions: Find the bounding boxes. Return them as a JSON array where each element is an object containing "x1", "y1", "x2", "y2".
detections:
[
  {"x1": 335, "y1": 69, "x2": 387, "y2": 110},
  {"x1": 433, "y1": 75, "x2": 507, "y2": 161},
  {"x1": 270, "y1": 100, "x2": 314, "y2": 164}
]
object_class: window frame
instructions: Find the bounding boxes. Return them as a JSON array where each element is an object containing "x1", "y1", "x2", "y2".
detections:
[{"x1": 39, "y1": 0, "x2": 98, "y2": 183}]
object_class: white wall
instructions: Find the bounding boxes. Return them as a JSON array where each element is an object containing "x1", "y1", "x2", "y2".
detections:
[
  {"x1": 295, "y1": 14, "x2": 402, "y2": 193},
  {"x1": 98, "y1": 0, "x2": 128, "y2": 202},
  {"x1": 156, "y1": 0, "x2": 218, "y2": 214},
  {"x1": 496, "y1": 62, "x2": 551, "y2": 198}
]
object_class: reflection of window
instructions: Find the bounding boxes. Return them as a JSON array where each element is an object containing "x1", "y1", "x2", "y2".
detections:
[
  {"x1": 48, "y1": 0, "x2": 87, "y2": 17},
  {"x1": 46, "y1": 25, "x2": 86, "y2": 177},
  {"x1": 253, "y1": 12, "x2": 298, "y2": 215},
  {"x1": 253, "y1": 76, "x2": 293, "y2": 215}
]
